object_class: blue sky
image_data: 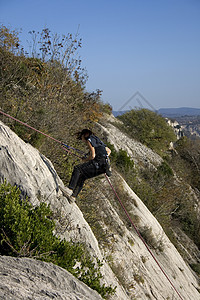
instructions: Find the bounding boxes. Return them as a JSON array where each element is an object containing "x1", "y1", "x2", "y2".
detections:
[{"x1": 1, "y1": 0, "x2": 200, "y2": 110}]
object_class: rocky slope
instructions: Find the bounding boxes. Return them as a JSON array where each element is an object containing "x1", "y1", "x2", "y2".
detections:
[
  {"x1": 0, "y1": 119, "x2": 200, "y2": 300},
  {"x1": 0, "y1": 256, "x2": 103, "y2": 300},
  {"x1": 0, "y1": 119, "x2": 126, "y2": 299}
]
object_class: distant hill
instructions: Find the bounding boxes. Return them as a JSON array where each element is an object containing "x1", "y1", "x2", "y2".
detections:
[
  {"x1": 112, "y1": 107, "x2": 200, "y2": 140},
  {"x1": 113, "y1": 107, "x2": 200, "y2": 118},
  {"x1": 158, "y1": 107, "x2": 200, "y2": 117},
  {"x1": 113, "y1": 110, "x2": 128, "y2": 117}
]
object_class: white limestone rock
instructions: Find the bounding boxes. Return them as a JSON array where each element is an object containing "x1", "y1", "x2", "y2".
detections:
[
  {"x1": 100, "y1": 174, "x2": 200, "y2": 299},
  {"x1": 0, "y1": 120, "x2": 127, "y2": 300},
  {"x1": 0, "y1": 256, "x2": 103, "y2": 300},
  {"x1": 97, "y1": 114, "x2": 163, "y2": 169},
  {"x1": 0, "y1": 119, "x2": 200, "y2": 300}
]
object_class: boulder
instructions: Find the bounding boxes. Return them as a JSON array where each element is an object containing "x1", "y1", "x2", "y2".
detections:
[{"x1": 0, "y1": 256, "x2": 103, "y2": 300}]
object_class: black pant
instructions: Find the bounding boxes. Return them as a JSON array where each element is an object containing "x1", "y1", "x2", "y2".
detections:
[{"x1": 68, "y1": 158, "x2": 106, "y2": 197}]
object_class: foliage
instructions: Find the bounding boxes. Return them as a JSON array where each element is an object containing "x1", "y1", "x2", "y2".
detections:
[
  {"x1": 0, "y1": 25, "x2": 103, "y2": 184},
  {"x1": 100, "y1": 103, "x2": 113, "y2": 115},
  {"x1": 118, "y1": 109, "x2": 176, "y2": 154},
  {"x1": 156, "y1": 161, "x2": 173, "y2": 178},
  {"x1": 107, "y1": 143, "x2": 134, "y2": 173},
  {"x1": 77, "y1": 178, "x2": 115, "y2": 248},
  {"x1": 28, "y1": 27, "x2": 84, "y2": 78},
  {"x1": 0, "y1": 24, "x2": 20, "y2": 53},
  {"x1": 106, "y1": 140, "x2": 200, "y2": 258},
  {"x1": 106, "y1": 115, "x2": 200, "y2": 257},
  {"x1": 174, "y1": 136, "x2": 200, "y2": 189},
  {"x1": 190, "y1": 263, "x2": 200, "y2": 276},
  {"x1": 172, "y1": 191, "x2": 200, "y2": 248},
  {"x1": 133, "y1": 273, "x2": 144, "y2": 284},
  {"x1": 0, "y1": 181, "x2": 115, "y2": 298}
]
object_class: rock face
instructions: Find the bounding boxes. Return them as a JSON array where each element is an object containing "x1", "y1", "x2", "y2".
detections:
[
  {"x1": 0, "y1": 120, "x2": 127, "y2": 299},
  {"x1": 166, "y1": 118, "x2": 184, "y2": 139},
  {"x1": 0, "y1": 119, "x2": 200, "y2": 300},
  {"x1": 97, "y1": 114, "x2": 163, "y2": 169},
  {"x1": 0, "y1": 256, "x2": 103, "y2": 300}
]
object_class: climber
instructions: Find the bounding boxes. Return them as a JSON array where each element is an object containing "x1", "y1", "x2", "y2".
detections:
[{"x1": 59, "y1": 129, "x2": 111, "y2": 202}]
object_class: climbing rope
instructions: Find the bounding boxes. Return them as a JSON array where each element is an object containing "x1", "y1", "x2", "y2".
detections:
[
  {"x1": 0, "y1": 110, "x2": 82, "y2": 159},
  {"x1": 0, "y1": 109, "x2": 184, "y2": 300},
  {"x1": 104, "y1": 174, "x2": 184, "y2": 300}
]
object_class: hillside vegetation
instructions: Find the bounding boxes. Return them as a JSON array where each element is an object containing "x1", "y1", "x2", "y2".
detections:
[
  {"x1": 118, "y1": 108, "x2": 176, "y2": 154},
  {"x1": 0, "y1": 25, "x2": 109, "y2": 183},
  {"x1": 109, "y1": 110, "x2": 200, "y2": 264},
  {"x1": 1, "y1": 25, "x2": 200, "y2": 292},
  {"x1": 0, "y1": 181, "x2": 115, "y2": 298}
]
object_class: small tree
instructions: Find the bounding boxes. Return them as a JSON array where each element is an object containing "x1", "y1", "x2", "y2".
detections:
[
  {"x1": 0, "y1": 24, "x2": 20, "y2": 53},
  {"x1": 0, "y1": 181, "x2": 115, "y2": 298}
]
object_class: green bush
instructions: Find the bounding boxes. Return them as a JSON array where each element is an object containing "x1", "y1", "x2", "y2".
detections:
[
  {"x1": 174, "y1": 137, "x2": 200, "y2": 190},
  {"x1": 173, "y1": 199, "x2": 200, "y2": 248},
  {"x1": 118, "y1": 109, "x2": 176, "y2": 154},
  {"x1": 116, "y1": 149, "x2": 134, "y2": 171},
  {"x1": 156, "y1": 161, "x2": 173, "y2": 178},
  {"x1": 107, "y1": 143, "x2": 134, "y2": 173},
  {"x1": 0, "y1": 181, "x2": 57, "y2": 257},
  {"x1": 0, "y1": 181, "x2": 115, "y2": 298}
]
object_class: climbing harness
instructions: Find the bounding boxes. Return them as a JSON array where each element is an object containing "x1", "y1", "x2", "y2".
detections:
[{"x1": 0, "y1": 109, "x2": 183, "y2": 300}]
